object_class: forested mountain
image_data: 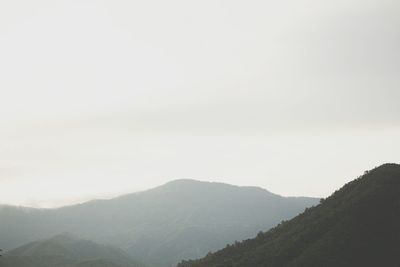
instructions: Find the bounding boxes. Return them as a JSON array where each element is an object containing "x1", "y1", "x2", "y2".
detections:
[
  {"x1": 178, "y1": 164, "x2": 400, "y2": 267},
  {"x1": 0, "y1": 234, "x2": 144, "y2": 267},
  {"x1": 0, "y1": 180, "x2": 318, "y2": 267}
]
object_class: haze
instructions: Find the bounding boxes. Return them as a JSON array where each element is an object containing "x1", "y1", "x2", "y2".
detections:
[{"x1": 0, "y1": 0, "x2": 399, "y2": 207}]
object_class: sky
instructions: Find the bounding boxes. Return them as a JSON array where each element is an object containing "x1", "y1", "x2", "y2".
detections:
[{"x1": 0, "y1": 0, "x2": 399, "y2": 208}]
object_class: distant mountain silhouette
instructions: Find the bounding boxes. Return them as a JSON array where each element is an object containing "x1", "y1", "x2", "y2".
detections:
[
  {"x1": 0, "y1": 234, "x2": 144, "y2": 267},
  {"x1": 178, "y1": 164, "x2": 400, "y2": 267},
  {"x1": 0, "y1": 179, "x2": 318, "y2": 267}
]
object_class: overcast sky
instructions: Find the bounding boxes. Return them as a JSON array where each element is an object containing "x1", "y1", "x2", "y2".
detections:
[{"x1": 1, "y1": 0, "x2": 399, "y2": 208}]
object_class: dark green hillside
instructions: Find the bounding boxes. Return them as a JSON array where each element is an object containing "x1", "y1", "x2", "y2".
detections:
[
  {"x1": 178, "y1": 164, "x2": 400, "y2": 267},
  {"x1": 0, "y1": 234, "x2": 144, "y2": 267}
]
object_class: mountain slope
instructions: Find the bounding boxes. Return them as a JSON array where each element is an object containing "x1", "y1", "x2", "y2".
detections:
[
  {"x1": 0, "y1": 234, "x2": 144, "y2": 267},
  {"x1": 0, "y1": 180, "x2": 318, "y2": 267},
  {"x1": 178, "y1": 164, "x2": 400, "y2": 267}
]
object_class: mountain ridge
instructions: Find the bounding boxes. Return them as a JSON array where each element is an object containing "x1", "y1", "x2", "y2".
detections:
[
  {"x1": 0, "y1": 179, "x2": 313, "y2": 210},
  {"x1": 178, "y1": 163, "x2": 400, "y2": 267},
  {"x1": 0, "y1": 233, "x2": 144, "y2": 267},
  {"x1": 0, "y1": 179, "x2": 318, "y2": 267}
]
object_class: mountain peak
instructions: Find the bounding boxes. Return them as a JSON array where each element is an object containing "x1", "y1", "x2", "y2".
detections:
[
  {"x1": 324, "y1": 163, "x2": 400, "y2": 204},
  {"x1": 363, "y1": 162, "x2": 400, "y2": 177},
  {"x1": 157, "y1": 179, "x2": 277, "y2": 196},
  {"x1": 162, "y1": 178, "x2": 212, "y2": 187},
  {"x1": 49, "y1": 232, "x2": 78, "y2": 243}
]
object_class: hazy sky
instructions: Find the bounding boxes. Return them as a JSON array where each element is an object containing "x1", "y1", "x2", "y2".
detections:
[{"x1": 1, "y1": 0, "x2": 399, "y2": 207}]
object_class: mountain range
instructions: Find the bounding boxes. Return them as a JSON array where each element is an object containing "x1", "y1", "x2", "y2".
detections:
[
  {"x1": 177, "y1": 164, "x2": 400, "y2": 267},
  {"x1": 0, "y1": 179, "x2": 318, "y2": 267}
]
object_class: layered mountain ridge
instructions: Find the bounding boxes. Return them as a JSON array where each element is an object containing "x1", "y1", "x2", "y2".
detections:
[
  {"x1": 0, "y1": 179, "x2": 318, "y2": 267},
  {"x1": 178, "y1": 164, "x2": 400, "y2": 267}
]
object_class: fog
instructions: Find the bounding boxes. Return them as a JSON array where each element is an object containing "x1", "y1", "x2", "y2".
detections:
[{"x1": 0, "y1": 0, "x2": 399, "y2": 207}]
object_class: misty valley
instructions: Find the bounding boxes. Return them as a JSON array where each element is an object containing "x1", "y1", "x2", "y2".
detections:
[{"x1": 1, "y1": 164, "x2": 400, "y2": 267}]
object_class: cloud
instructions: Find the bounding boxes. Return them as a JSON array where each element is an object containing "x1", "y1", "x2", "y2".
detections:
[{"x1": 0, "y1": 0, "x2": 399, "y2": 206}]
